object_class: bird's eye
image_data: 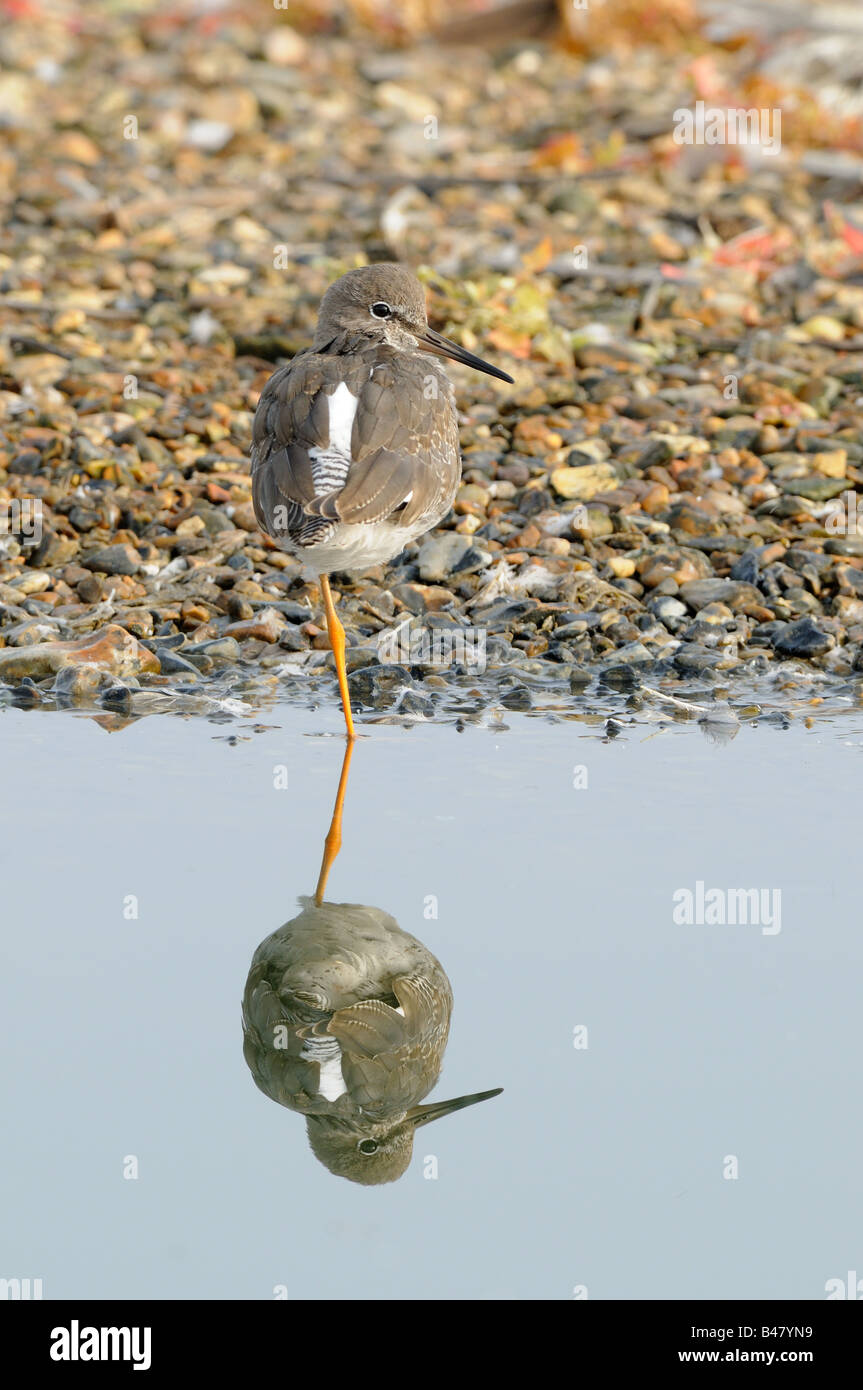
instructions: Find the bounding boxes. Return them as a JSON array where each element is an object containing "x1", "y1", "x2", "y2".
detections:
[
  {"x1": 370, "y1": 302, "x2": 392, "y2": 319},
  {"x1": 358, "y1": 1139, "x2": 378, "y2": 1156}
]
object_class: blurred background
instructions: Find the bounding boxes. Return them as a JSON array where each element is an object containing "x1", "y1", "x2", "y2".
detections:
[{"x1": 2, "y1": 0, "x2": 863, "y2": 389}]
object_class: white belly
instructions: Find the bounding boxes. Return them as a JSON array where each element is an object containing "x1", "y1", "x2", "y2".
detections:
[
  {"x1": 300, "y1": 1035, "x2": 347, "y2": 1101},
  {"x1": 314, "y1": 1052, "x2": 347, "y2": 1102},
  {"x1": 291, "y1": 519, "x2": 429, "y2": 575}
]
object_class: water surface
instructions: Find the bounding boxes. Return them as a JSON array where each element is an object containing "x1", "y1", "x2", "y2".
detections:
[{"x1": 1, "y1": 696, "x2": 861, "y2": 1299}]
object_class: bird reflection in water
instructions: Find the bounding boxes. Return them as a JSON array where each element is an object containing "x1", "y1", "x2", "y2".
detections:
[{"x1": 242, "y1": 742, "x2": 502, "y2": 1184}]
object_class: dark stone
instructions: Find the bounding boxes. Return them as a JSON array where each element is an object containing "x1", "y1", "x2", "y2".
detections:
[
  {"x1": 82, "y1": 543, "x2": 141, "y2": 576},
  {"x1": 600, "y1": 664, "x2": 640, "y2": 690},
  {"x1": 779, "y1": 477, "x2": 849, "y2": 502},
  {"x1": 171, "y1": 536, "x2": 211, "y2": 557},
  {"x1": 248, "y1": 599, "x2": 311, "y2": 623},
  {"x1": 101, "y1": 686, "x2": 133, "y2": 712},
  {"x1": 750, "y1": 621, "x2": 790, "y2": 645},
  {"x1": 155, "y1": 650, "x2": 201, "y2": 675},
  {"x1": 771, "y1": 617, "x2": 833, "y2": 657},
  {"x1": 500, "y1": 685, "x2": 532, "y2": 709},
  {"x1": 397, "y1": 690, "x2": 434, "y2": 717},
  {"x1": 673, "y1": 643, "x2": 723, "y2": 672},
  {"x1": 278, "y1": 626, "x2": 305, "y2": 652},
  {"x1": 837, "y1": 565, "x2": 863, "y2": 597},
  {"x1": 8, "y1": 451, "x2": 42, "y2": 474},
  {"x1": 8, "y1": 678, "x2": 42, "y2": 707},
  {"x1": 185, "y1": 636, "x2": 241, "y2": 662},
  {"x1": 347, "y1": 664, "x2": 411, "y2": 707},
  {"x1": 713, "y1": 425, "x2": 761, "y2": 449},
  {"x1": 228, "y1": 596, "x2": 254, "y2": 621},
  {"x1": 519, "y1": 488, "x2": 555, "y2": 518},
  {"x1": 77, "y1": 575, "x2": 103, "y2": 604},
  {"x1": 730, "y1": 551, "x2": 760, "y2": 583},
  {"x1": 475, "y1": 598, "x2": 539, "y2": 630},
  {"x1": 67, "y1": 506, "x2": 100, "y2": 532},
  {"x1": 825, "y1": 537, "x2": 863, "y2": 558},
  {"x1": 497, "y1": 461, "x2": 530, "y2": 486},
  {"x1": 684, "y1": 536, "x2": 748, "y2": 554},
  {"x1": 679, "y1": 579, "x2": 762, "y2": 612},
  {"x1": 784, "y1": 548, "x2": 832, "y2": 577}
]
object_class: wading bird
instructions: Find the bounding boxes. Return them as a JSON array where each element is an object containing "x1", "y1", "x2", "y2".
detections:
[
  {"x1": 250, "y1": 264, "x2": 513, "y2": 738},
  {"x1": 241, "y1": 741, "x2": 502, "y2": 1183}
]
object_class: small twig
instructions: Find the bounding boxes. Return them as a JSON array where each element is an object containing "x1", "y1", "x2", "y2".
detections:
[{"x1": 639, "y1": 684, "x2": 710, "y2": 715}]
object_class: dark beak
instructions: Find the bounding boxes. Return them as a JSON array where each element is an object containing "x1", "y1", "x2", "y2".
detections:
[
  {"x1": 417, "y1": 327, "x2": 514, "y2": 383},
  {"x1": 407, "y1": 1087, "x2": 503, "y2": 1128}
]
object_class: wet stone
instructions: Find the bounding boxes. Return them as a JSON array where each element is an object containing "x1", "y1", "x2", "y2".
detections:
[
  {"x1": 600, "y1": 664, "x2": 642, "y2": 690},
  {"x1": 185, "y1": 636, "x2": 241, "y2": 663},
  {"x1": 397, "y1": 690, "x2": 434, "y2": 717},
  {"x1": 0, "y1": 623, "x2": 160, "y2": 682},
  {"x1": 673, "y1": 644, "x2": 724, "y2": 673},
  {"x1": 500, "y1": 685, "x2": 533, "y2": 710},
  {"x1": 347, "y1": 664, "x2": 412, "y2": 708},
  {"x1": 51, "y1": 664, "x2": 116, "y2": 701},
  {"x1": 155, "y1": 650, "x2": 201, "y2": 676}
]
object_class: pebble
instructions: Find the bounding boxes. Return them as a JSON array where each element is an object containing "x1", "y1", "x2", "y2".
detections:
[
  {"x1": 771, "y1": 617, "x2": 833, "y2": 657},
  {"x1": 678, "y1": 579, "x2": 764, "y2": 613},
  {"x1": 647, "y1": 594, "x2": 688, "y2": 629},
  {"x1": 3, "y1": 14, "x2": 863, "y2": 724},
  {"x1": 550, "y1": 462, "x2": 618, "y2": 500},
  {"x1": 52, "y1": 664, "x2": 116, "y2": 701},
  {"x1": 224, "y1": 607, "x2": 285, "y2": 643},
  {"x1": 0, "y1": 624, "x2": 159, "y2": 681},
  {"x1": 81, "y1": 544, "x2": 142, "y2": 577},
  {"x1": 417, "y1": 533, "x2": 489, "y2": 581}
]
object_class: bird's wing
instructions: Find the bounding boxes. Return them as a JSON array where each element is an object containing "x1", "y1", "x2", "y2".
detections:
[
  {"x1": 241, "y1": 961, "x2": 338, "y2": 1115},
  {"x1": 251, "y1": 348, "x2": 457, "y2": 539},
  {"x1": 327, "y1": 997, "x2": 412, "y2": 1057},
  {"x1": 328, "y1": 975, "x2": 451, "y2": 1116},
  {"x1": 328, "y1": 975, "x2": 450, "y2": 1057}
]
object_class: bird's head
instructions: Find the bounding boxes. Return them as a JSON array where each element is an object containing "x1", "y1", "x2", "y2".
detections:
[
  {"x1": 314, "y1": 263, "x2": 513, "y2": 383},
  {"x1": 305, "y1": 1087, "x2": 503, "y2": 1185}
]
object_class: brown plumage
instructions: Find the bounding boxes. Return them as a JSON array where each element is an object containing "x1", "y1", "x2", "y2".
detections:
[
  {"x1": 242, "y1": 896, "x2": 501, "y2": 1185},
  {"x1": 249, "y1": 264, "x2": 513, "y2": 738},
  {"x1": 251, "y1": 342, "x2": 458, "y2": 549}
]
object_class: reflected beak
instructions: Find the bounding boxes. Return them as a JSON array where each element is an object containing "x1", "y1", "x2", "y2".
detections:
[
  {"x1": 408, "y1": 1087, "x2": 503, "y2": 1128},
  {"x1": 417, "y1": 327, "x2": 514, "y2": 383}
]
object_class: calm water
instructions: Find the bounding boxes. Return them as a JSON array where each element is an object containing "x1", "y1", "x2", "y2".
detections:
[{"x1": 1, "y1": 696, "x2": 861, "y2": 1300}]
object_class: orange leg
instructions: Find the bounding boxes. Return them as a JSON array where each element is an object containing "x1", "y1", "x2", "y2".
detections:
[
  {"x1": 320, "y1": 573, "x2": 355, "y2": 741},
  {"x1": 315, "y1": 737, "x2": 354, "y2": 905}
]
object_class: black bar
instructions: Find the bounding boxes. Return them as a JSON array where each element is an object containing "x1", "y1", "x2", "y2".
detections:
[{"x1": 2, "y1": 1299, "x2": 859, "y2": 1373}]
